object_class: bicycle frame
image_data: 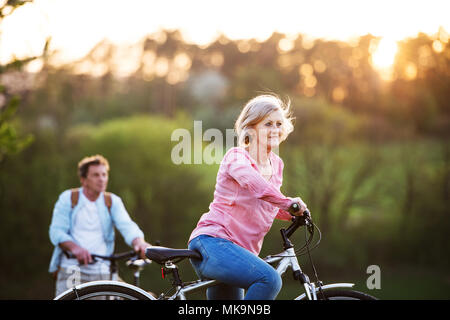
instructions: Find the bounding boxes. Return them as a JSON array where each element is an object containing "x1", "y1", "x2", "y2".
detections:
[{"x1": 162, "y1": 246, "x2": 354, "y2": 300}]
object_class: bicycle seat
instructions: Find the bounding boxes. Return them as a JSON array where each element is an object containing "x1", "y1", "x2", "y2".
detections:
[{"x1": 145, "y1": 246, "x2": 202, "y2": 264}]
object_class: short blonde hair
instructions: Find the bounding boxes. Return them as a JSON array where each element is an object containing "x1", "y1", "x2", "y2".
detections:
[
  {"x1": 78, "y1": 154, "x2": 110, "y2": 178},
  {"x1": 234, "y1": 94, "x2": 294, "y2": 146}
]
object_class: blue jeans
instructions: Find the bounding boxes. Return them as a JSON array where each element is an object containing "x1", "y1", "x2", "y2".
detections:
[{"x1": 188, "y1": 235, "x2": 282, "y2": 300}]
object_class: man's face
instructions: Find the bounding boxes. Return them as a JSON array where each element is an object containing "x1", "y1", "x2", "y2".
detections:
[{"x1": 81, "y1": 164, "x2": 108, "y2": 194}]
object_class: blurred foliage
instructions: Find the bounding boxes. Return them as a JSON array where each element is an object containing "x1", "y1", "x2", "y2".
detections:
[
  {"x1": 0, "y1": 95, "x2": 33, "y2": 162},
  {"x1": 0, "y1": 0, "x2": 49, "y2": 163},
  {"x1": 0, "y1": 26, "x2": 449, "y2": 299}
]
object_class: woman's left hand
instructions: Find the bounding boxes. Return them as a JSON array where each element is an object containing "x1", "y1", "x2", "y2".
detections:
[{"x1": 290, "y1": 197, "x2": 309, "y2": 216}]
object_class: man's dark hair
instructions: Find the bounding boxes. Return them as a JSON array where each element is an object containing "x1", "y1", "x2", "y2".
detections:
[{"x1": 78, "y1": 155, "x2": 110, "y2": 178}]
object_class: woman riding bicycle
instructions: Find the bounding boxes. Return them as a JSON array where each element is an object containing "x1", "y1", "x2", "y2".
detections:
[{"x1": 188, "y1": 94, "x2": 308, "y2": 300}]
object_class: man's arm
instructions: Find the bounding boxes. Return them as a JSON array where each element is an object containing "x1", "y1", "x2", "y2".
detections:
[
  {"x1": 110, "y1": 194, "x2": 150, "y2": 258},
  {"x1": 49, "y1": 190, "x2": 93, "y2": 265},
  {"x1": 49, "y1": 190, "x2": 75, "y2": 246}
]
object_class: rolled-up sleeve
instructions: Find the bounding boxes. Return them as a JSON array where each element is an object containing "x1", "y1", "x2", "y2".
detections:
[
  {"x1": 276, "y1": 208, "x2": 293, "y2": 221},
  {"x1": 110, "y1": 195, "x2": 145, "y2": 246},
  {"x1": 49, "y1": 190, "x2": 75, "y2": 246},
  {"x1": 224, "y1": 148, "x2": 293, "y2": 211}
]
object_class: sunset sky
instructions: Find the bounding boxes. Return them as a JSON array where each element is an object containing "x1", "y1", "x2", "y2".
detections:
[{"x1": 1, "y1": 0, "x2": 449, "y2": 72}]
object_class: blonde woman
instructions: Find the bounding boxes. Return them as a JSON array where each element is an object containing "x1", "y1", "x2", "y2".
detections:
[{"x1": 188, "y1": 94, "x2": 308, "y2": 300}]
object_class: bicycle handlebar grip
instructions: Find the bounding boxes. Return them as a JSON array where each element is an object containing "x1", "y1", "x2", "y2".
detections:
[
  {"x1": 288, "y1": 202, "x2": 311, "y2": 218},
  {"x1": 288, "y1": 202, "x2": 300, "y2": 215}
]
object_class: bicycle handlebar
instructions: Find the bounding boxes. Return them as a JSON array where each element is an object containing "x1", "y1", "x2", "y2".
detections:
[
  {"x1": 63, "y1": 250, "x2": 137, "y2": 263},
  {"x1": 284, "y1": 202, "x2": 313, "y2": 239}
]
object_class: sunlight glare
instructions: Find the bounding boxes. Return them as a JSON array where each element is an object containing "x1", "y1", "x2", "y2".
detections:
[
  {"x1": 1, "y1": 0, "x2": 449, "y2": 76},
  {"x1": 371, "y1": 38, "x2": 398, "y2": 81}
]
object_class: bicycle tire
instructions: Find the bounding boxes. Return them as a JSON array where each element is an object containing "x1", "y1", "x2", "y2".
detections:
[
  {"x1": 317, "y1": 289, "x2": 378, "y2": 300},
  {"x1": 54, "y1": 281, "x2": 155, "y2": 300}
]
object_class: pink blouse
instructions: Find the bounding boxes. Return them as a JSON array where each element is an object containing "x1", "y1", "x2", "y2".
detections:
[{"x1": 188, "y1": 147, "x2": 294, "y2": 255}]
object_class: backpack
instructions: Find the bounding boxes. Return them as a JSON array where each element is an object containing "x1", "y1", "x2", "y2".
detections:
[{"x1": 70, "y1": 188, "x2": 112, "y2": 214}]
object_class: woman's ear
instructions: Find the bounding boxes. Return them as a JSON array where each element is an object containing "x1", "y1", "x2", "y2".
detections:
[
  {"x1": 244, "y1": 133, "x2": 251, "y2": 145},
  {"x1": 244, "y1": 127, "x2": 257, "y2": 145}
]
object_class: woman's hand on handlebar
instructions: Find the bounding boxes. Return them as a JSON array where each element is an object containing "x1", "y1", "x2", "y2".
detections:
[{"x1": 288, "y1": 197, "x2": 309, "y2": 217}]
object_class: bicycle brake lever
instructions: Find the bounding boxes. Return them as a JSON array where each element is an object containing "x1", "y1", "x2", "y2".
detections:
[{"x1": 303, "y1": 209, "x2": 311, "y2": 218}]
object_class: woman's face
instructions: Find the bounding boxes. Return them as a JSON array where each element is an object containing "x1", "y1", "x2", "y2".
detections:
[{"x1": 252, "y1": 109, "x2": 284, "y2": 150}]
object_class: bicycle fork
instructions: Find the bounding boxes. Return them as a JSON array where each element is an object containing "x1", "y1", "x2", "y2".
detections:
[
  {"x1": 286, "y1": 248, "x2": 317, "y2": 300},
  {"x1": 293, "y1": 270, "x2": 317, "y2": 300}
]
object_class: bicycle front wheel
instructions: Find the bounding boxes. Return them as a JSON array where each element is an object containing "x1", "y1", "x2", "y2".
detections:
[
  {"x1": 317, "y1": 289, "x2": 377, "y2": 300},
  {"x1": 54, "y1": 280, "x2": 156, "y2": 300}
]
